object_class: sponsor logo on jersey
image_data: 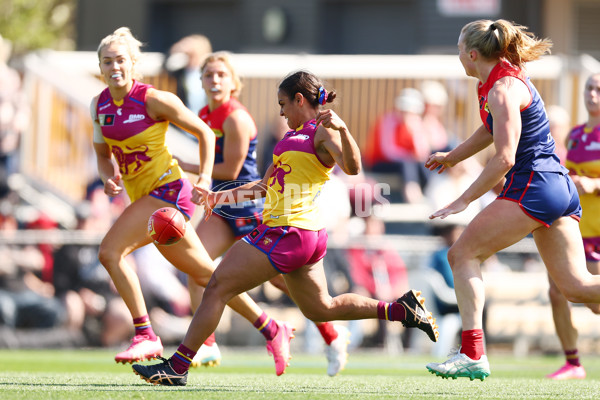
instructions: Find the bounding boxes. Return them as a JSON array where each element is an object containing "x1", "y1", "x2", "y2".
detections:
[
  {"x1": 585, "y1": 141, "x2": 600, "y2": 151},
  {"x1": 123, "y1": 114, "x2": 145, "y2": 124}
]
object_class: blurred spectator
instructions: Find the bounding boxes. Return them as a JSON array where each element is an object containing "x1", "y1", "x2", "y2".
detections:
[
  {"x1": 0, "y1": 244, "x2": 67, "y2": 329},
  {"x1": 421, "y1": 80, "x2": 452, "y2": 153},
  {"x1": 83, "y1": 178, "x2": 129, "y2": 232},
  {"x1": 0, "y1": 35, "x2": 30, "y2": 179},
  {"x1": 347, "y1": 213, "x2": 409, "y2": 351},
  {"x1": 424, "y1": 153, "x2": 494, "y2": 225},
  {"x1": 51, "y1": 201, "x2": 120, "y2": 347},
  {"x1": 429, "y1": 223, "x2": 461, "y2": 295},
  {"x1": 25, "y1": 212, "x2": 58, "y2": 284},
  {"x1": 546, "y1": 104, "x2": 570, "y2": 163},
  {"x1": 347, "y1": 215, "x2": 408, "y2": 303},
  {"x1": 164, "y1": 34, "x2": 213, "y2": 115},
  {"x1": 259, "y1": 115, "x2": 288, "y2": 175},
  {"x1": 363, "y1": 88, "x2": 430, "y2": 203},
  {"x1": 340, "y1": 175, "x2": 409, "y2": 350},
  {"x1": 134, "y1": 244, "x2": 193, "y2": 344},
  {"x1": 0, "y1": 200, "x2": 85, "y2": 348}
]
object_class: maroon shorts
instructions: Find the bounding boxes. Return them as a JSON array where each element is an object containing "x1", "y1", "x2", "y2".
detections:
[
  {"x1": 149, "y1": 179, "x2": 196, "y2": 220},
  {"x1": 242, "y1": 224, "x2": 328, "y2": 273},
  {"x1": 583, "y1": 237, "x2": 600, "y2": 262}
]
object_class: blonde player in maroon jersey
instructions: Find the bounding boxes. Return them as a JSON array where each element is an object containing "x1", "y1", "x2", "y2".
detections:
[
  {"x1": 91, "y1": 27, "x2": 292, "y2": 372},
  {"x1": 132, "y1": 70, "x2": 438, "y2": 386}
]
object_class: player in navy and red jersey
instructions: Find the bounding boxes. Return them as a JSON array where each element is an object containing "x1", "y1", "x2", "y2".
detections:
[
  {"x1": 545, "y1": 73, "x2": 600, "y2": 380},
  {"x1": 177, "y1": 52, "x2": 354, "y2": 376},
  {"x1": 91, "y1": 28, "x2": 289, "y2": 370},
  {"x1": 424, "y1": 19, "x2": 600, "y2": 380}
]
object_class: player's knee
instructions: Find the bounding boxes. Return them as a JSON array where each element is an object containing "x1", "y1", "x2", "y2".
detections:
[
  {"x1": 204, "y1": 274, "x2": 219, "y2": 293},
  {"x1": 189, "y1": 271, "x2": 212, "y2": 287},
  {"x1": 299, "y1": 305, "x2": 329, "y2": 322},
  {"x1": 97, "y1": 244, "x2": 121, "y2": 271},
  {"x1": 548, "y1": 285, "x2": 565, "y2": 305},
  {"x1": 203, "y1": 273, "x2": 236, "y2": 303},
  {"x1": 447, "y1": 245, "x2": 487, "y2": 272},
  {"x1": 447, "y1": 245, "x2": 470, "y2": 271},
  {"x1": 302, "y1": 310, "x2": 326, "y2": 322},
  {"x1": 268, "y1": 276, "x2": 288, "y2": 293}
]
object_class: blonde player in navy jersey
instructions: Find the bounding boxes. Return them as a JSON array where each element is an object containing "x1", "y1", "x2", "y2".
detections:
[
  {"x1": 132, "y1": 70, "x2": 439, "y2": 386},
  {"x1": 425, "y1": 19, "x2": 600, "y2": 381},
  {"x1": 91, "y1": 27, "x2": 291, "y2": 370}
]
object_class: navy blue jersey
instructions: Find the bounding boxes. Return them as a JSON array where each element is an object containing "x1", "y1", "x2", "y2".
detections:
[
  {"x1": 198, "y1": 98, "x2": 260, "y2": 191},
  {"x1": 477, "y1": 60, "x2": 565, "y2": 176}
]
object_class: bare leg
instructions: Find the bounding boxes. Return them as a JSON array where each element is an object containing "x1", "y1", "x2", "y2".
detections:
[
  {"x1": 188, "y1": 216, "x2": 235, "y2": 311},
  {"x1": 181, "y1": 240, "x2": 279, "y2": 351},
  {"x1": 97, "y1": 196, "x2": 159, "y2": 318},
  {"x1": 584, "y1": 260, "x2": 600, "y2": 313},
  {"x1": 158, "y1": 217, "x2": 263, "y2": 324},
  {"x1": 447, "y1": 200, "x2": 540, "y2": 330},
  {"x1": 547, "y1": 260, "x2": 600, "y2": 365},
  {"x1": 283, "y1": 260, "x2": 380, "y2": 322},
  {"x1": 548, "y1": 275, "x2": 578, "y2": 352},
  {"x1": 533, "y1": 217, "x2": 600, "y2": 304}
]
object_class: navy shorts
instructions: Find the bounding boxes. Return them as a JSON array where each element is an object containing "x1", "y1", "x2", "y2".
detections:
[
  {"x1": 498, "y1": 170, "x2": 581, "y2": 227},
  {"x1": 213, "y1": 199, "x2": 264, "y2": 239}
]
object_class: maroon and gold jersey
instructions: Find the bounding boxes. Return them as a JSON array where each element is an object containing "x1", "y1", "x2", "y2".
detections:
[
  {"x1": 263, "y1": 120, "x2": 333, "y2": 230},
  {"x1": 96, "y1": 80, "x2": 184, "y2": 202}
]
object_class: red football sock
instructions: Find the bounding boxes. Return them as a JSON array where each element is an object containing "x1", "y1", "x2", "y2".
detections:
[
  {"x1": 203, "y1": 332, "x2": 216, "y2": 346},
  {"x1": 316, "y1": 322, "x2": 337, "y2": 345},
  {"x1": 132, "y1": 315, "x2": 157, "y2": 341},
  {"x1": 460, "y1": 329, "x2": 485, "y2": 360}
]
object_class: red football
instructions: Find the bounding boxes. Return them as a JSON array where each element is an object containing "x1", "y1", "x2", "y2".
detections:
[{"x1": 148, "y1": 207, "x2": 186, "y2": 245}]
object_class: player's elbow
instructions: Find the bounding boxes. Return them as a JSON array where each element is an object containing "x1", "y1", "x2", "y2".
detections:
[
  {"x1": 495, "y1": 154, "x2": 514, "y2": 172},
  {"x1": 344, "y1": 160, "x2": 362, "y2": 176}
]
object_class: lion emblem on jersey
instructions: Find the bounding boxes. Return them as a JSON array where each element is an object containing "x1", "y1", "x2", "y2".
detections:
[
  {"x1": 268, "y1": 161, "x2": 292, "y2": 194},
  {"x1": 112, "y1": 144, "x2": 151, "y2": 174}
]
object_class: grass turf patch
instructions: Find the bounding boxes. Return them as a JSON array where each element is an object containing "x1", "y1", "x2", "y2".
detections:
[{"x1": 0, "y1": 348, "x2": 599, "y2": 399}]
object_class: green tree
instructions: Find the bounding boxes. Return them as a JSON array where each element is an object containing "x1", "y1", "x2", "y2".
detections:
[{"x1": 0, "y1": 0, "x2": 76, "y2": 55}]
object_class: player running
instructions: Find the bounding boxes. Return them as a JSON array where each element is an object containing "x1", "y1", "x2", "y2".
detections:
[
  {"x1": 176, "y1": 51, "x2": 352, "y2": 375},
  {"x1": 425, "y1": 19, "x2": 600, "y2": 381},
  {"x1": 132, "y1": 70, "x2": 439, "y2": 386},
  {"x1": 91, "y1": 27, "x2": 292, "y2": 373}
]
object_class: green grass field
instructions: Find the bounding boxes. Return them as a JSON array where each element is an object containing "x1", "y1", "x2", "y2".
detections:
[{"x1": 1, "y1": 348, "x2": 598, "y2": 399}]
